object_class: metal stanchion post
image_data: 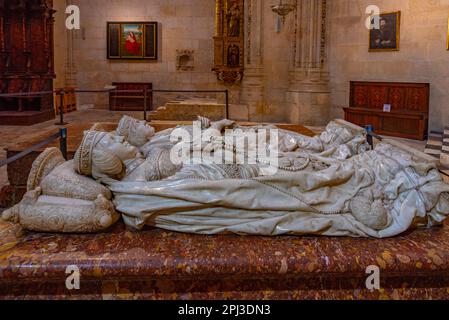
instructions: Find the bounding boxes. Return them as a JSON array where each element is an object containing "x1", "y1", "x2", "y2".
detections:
[
  {"x1": 365, "y1": 125, "x2": 374, "y2": 150},
  {"x1": 59, "y1": 127, "x2": 68, "y2": 160},
  {"x1": 55, "y1": 89, "x2": 68, "y2": 125}
]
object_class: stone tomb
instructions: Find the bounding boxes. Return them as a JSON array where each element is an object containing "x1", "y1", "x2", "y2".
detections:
[{"x1": 1, "y1": 120, "x2": 449, "y2": 299}]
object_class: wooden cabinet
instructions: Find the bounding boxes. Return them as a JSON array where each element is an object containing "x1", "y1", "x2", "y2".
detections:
[
  {"x1": 0, "y1": 0, "x2": 55, "y2": 126},
  {"x1": 109, "y1": 82, "x2": 153, "y2": 111},
  {"x1": 344, "y1": 81, "x2": 430, "y2": 140}
]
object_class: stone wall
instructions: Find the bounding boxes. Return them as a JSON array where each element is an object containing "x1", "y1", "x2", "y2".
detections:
[
  {"x1": 257, "y1": 2, "x2": 293, "y2": 123},
  {"x1": 329, "y1": 0, "x2": 449, "y2": 132},
  {"x1": 68, "y1": 0, "x2": 219, "y2": 108},
  {"x1": 52, "y1": 0, "x2": 449, "y2": 131}
]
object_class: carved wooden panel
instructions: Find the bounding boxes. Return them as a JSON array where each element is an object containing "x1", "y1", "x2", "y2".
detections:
[
  {"x1": 389, "y1": 86, "x2": 406, "y2": 110},
  {"x1": 345, "y1": 81, "x2": 430, "y2": 140},
  {"x1": 352, "y1": 86, "x2": 369, "y2": 108},
  {"x1": 406, "y1": 87, "x2": 428, "y2": 112},
  {"x1": 213, "y1": 0, "x2": 244, "y2": 85},
  {"x1": 368, "y1": 86, "x2": 389, "y2": 109},
  {"x1": 0, "y1": 0, "x2": 55, "y2": 125}
]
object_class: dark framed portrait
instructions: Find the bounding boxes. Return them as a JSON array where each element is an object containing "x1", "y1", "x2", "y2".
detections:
[
  {"x1": 369, "y1": 11, "x2": 401, "y2": 52},
  {"x1": 107, "y1": 22, "x2": 158, "y2": 60}
]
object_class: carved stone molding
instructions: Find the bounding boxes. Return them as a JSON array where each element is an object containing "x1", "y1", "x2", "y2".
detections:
[
  {"x1": 213, "y1": 0, "x2": 245, "y2": 85},
  {"x1": 216, "y1": 69, "x2": 243, "y2": 84},
  {"x1": 240, "y1": 0, "x2": 264, "y2": 116},
  {"x1": 287, "y1": 0, "x2": 330, "y2": 126},
  {"x1": 64, "y1": 0, "x2": 78, "y2": 86}
]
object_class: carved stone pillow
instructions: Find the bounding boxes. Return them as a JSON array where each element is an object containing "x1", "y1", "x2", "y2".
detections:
[
  {"x1": 27, "y1": 148, "x2": 112, "y2": 201},
  {"x1": 40, "y1": 160, "x2": 112, "y2": 201},
  {"x1": 27, "y1": 147, "x2": 66, "y2": 191}
]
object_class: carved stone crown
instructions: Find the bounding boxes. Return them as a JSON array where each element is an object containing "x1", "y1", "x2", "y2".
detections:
[
  {"x1": 74, "y1": 131, "x2": 107, "y2": 177},
  {"x1": 116, "y1": 115, "x2": 133, "y2": 137}
]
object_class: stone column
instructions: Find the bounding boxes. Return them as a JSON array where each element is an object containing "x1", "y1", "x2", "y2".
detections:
[
  {"x1": 287, "y1": 0, "x2": 330, "y2": 126},
  {"x1": 240, "y1": 0, "x2": 264, "y2": 121},
  {"x1": 64, "y1": 0, "x2": 78, "y2": 87}
]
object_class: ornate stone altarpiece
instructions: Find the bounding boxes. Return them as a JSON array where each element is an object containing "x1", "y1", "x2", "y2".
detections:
[{"x1": 213, "y1": 0, "x2": 245, "y2": 85}]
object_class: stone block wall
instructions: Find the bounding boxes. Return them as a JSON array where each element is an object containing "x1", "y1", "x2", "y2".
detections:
[
  {"x1": 329, "y1": 0, "x2": 449, "y2": 132},
  {"x1": 52, "y1": 0, "x2": 449, "y2": 130},
  {"x1": 70, "y1": 0, "x2": 219, "y2": 109}
]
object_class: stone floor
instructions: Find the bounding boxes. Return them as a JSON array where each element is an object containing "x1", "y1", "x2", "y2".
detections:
[{"x1": 0, "y1": 110, "x2": 433, "y2": 189}]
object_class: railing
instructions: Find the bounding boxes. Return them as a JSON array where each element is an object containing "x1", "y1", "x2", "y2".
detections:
[
  {"x1": 0, "y1": 127, "x2": 67, "y2": 168},
  {"x1": 0, "y1": 88, "x2": 230, "y2": 125},
  {"x1": 365, "y1": 125, "x2": 383, "y2": 149}
]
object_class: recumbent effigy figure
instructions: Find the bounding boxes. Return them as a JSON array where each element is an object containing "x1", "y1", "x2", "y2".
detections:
[{"x1": 2, "y1": 116, "x2": 449, "y2": 237}]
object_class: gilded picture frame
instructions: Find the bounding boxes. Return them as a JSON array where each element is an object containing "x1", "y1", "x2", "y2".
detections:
[
  {"x1": 369, "y1": 11, "x2": 401, "y2": 52},
  {"x1": 107, "y1": 22, "x2": 158, "y2": 60}
]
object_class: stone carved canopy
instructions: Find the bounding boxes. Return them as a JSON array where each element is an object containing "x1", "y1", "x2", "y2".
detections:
[{"x1": 213, "y1": 0, "x2": 245, "y2": 85}]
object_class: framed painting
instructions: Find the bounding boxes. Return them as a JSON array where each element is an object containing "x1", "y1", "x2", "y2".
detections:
[
  {"x1": 369, "y1": 11, "x2": 401, "y2": 52},
  {"x1": 107, "y1": 22, "x2": 158, "y2": 60}
]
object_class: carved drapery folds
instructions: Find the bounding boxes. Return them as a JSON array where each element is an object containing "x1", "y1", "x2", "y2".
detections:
[{"x1": 213, "y1": 0, "x2": 245, "y2": 85}]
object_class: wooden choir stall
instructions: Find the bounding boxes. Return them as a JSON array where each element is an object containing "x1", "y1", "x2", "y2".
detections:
[
  {"x1": 344, "y1": 81, "x2": 430, "y2": 140},
  {"x1": 0, "y1": 0, "x2": 55, "y2": 126}
]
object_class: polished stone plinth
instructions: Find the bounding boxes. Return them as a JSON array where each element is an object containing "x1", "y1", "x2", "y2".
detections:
[{"x1": 1, "y1": 219, "x2": 449, "y2": 300}]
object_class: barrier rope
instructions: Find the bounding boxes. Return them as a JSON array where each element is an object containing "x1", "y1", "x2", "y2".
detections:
[{"x1": 0, "y1": 129, "x2": 67, "y2": 168}]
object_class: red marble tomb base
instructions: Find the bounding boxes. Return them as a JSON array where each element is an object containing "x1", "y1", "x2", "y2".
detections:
[{"x1": 1, "y1": 219, "x2": 449, "y2": 300}]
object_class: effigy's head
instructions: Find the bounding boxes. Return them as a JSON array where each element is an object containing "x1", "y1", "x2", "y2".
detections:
[
  {"x1": 116, "y1": 116, "x2": 155, "y2": 148},
  {"x1": 75, "y1": 130, "x2": 138, "y2": 180}
]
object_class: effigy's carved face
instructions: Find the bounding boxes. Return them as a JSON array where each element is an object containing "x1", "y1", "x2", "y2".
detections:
[
  {"x1": 116, "y1": 116, "x2": 156, "y2": 148},
  {"x1": 97, "y1": 133, "x2": 139, "y2": 162},
  {"x1": 132, "y1": 120, "x2": 155, "y2": 146}
]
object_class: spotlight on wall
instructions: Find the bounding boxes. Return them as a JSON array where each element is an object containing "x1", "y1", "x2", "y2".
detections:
[{"x1": 271, "y1": 0, "x2": 296, "y2": 31}]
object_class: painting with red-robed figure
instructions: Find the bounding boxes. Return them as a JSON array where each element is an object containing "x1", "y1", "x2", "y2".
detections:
[
  {"x1": 122, "y1": 25, "x2": 143, "y2": 57},
  {"x1": 107, "y1": 22, "x2": 158, "y2": 60}
]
